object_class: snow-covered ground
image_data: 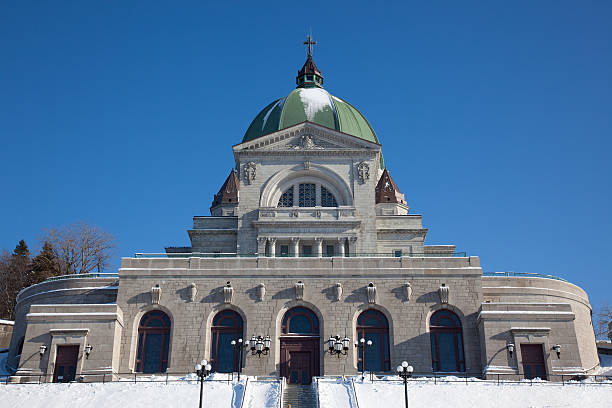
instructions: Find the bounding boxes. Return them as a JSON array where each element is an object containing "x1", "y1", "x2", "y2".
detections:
[
  {"x1": 0, "y1": 353, "x2": 609, "y2": 407},
  {"x1": 352, "y1": 377, "x2": 612, "y2": 408},
  {"x1": 0, "y1": 372, "x2": 280, "y2": 408}
]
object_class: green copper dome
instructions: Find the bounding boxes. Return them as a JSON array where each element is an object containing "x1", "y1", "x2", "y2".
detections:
[{"x1": 243, "y1": 87, "x2": 379, "y2": 145}]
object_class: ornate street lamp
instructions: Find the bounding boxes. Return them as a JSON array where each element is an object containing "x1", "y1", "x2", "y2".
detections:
[
  {"x1": 354, "y1": 337, "x2": 372, "y2": 379},
  {"x1": 195, "y1": 359, "x2": 212, "y2": 408},
  {"x1": 84, "y1": 344, "x2": 93, "y2": 359},
  {"x1": 506, "y1": 343, "x2": 515, "y2": 358},
  {"x1": 328, "y1": 335, "x2": 350, "y2": 357},
  {"x1": 249, "y1": 335, "x2": 271, "y2": 356},
  {"x1": 552, "y1": 344, "x2": 561, "y2": 359},
  {"x1": 39, "y1": 345, "x2": 47, "y2": 358},
  {"x1": 396, "y1": 361, "x2": 414, "y2": 408},
  {"x1": 231, "y1": 338, "x2": 244, "y2": 380}
]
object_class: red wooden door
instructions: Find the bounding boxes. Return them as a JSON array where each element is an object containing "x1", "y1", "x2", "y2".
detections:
[
  {"x1": 521, "y1": 344, "x2": 547, "y2": 380},
  {"x1": 53, "y1": 345, "x2": 79, "y2": 383}
]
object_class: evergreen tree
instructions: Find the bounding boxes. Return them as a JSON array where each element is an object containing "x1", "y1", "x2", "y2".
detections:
[
  {"x1": 0, "y1": 240, "x2": 32, "y2": 320},
  {"x1": 31, "y1": 241, "x2": 59, "y2": 284}
]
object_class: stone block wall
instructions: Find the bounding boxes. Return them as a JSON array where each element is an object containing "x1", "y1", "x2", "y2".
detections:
[
  {"x1": 0, "y1": 320, "x2": 14, "y2": 349},
  {"x1": 481, "y1": 276, "x2": 599, "y2": 377},
  {"x1": 116, "y1": 255, "x2": 484, "y2": 376},
  {"x1": 6, "y1": 277, "x2": 118, "y2": 374},
  {"x1": 14, "y1": 304, "x2": 123, "y2": 382}
]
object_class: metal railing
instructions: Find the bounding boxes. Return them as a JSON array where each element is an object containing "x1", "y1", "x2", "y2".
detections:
[
  {"x1": 362, "y1": 371, "x2": 612, "y2": 385},
  {"x1": 1, "y1": 371, "x2": 609, "y2": 387},
  {"x1": 0, "y1": 371, "x2": 285, "y2": 386},
  {"x1": 483, "y1": 271, "x2": 569, "y2": 282},
  {"x1": 42, "y1": 272, "x2": 119, "y2": 282},
  {"x1": 135, "y1": 252, "x2": 468, "y2": 258}
]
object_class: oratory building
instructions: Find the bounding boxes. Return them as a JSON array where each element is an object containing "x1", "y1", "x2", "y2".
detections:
[{"x1": 8, "y1": 40, "x2": 599, "y2": 383}]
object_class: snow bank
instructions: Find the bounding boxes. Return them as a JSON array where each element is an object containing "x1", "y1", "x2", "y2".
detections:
[
  {"x1": 243, "y1": 379, "x2": 280, "y2": 408},
  {"x1": 352, "y1": 379, "x2": 612, "y2": 408},
  {"x1": 317, "y1": 377, "x2": 356, "y2": 408},
  {"x1": 0, "y1": 376, "x2": 280, "y2": 408}
]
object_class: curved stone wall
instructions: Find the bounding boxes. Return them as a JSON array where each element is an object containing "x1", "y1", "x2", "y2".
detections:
[
  {"x1": 483, "y1": 276, "x2": 599, "y2": 373},
  {"x1": 6, "y1": 277, "x2": 118, "y2": 372}
]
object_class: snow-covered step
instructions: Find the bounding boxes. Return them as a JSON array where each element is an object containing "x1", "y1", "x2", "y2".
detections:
[{"x1": 283, "y1": 383, "x2": 318, "y2": 408}]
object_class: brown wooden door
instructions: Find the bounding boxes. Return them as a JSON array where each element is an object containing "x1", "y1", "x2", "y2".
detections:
[
  {"x1": 288, "y1": 351, "x2": 311, "y2": 384},
  {"x1": 521, "y1": 344, "x2": 547, "y2": 380},
  {"x1": 280, "y1": 338, "x2": 320, "y2": 384},
  {"x1": 53, "y1": 345, "x2": 79, "y2": 383}
]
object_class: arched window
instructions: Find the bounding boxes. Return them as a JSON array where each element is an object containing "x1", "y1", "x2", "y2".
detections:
[
  {"x1": 278, "y1": 186, "x2": 294, "y2": 207},
  {"x1": 281, "y1": 307, "x2": 319, "y2": 335},
  {"x1": 320, "y1": 186, "x2": 337, "y2": 207},
  {"x1": 356, "y1": 309, "x2": 390, "y2": 372},
  {"x1": 430, "y1": 310, "x2": 465, "y2": 372},
  {"x1": 210, "y1": 310, "x2": 244, "y2": 373},
  {"x1": 276, "y1": 183, "x2": 339, "y2": 208},
  {"x1": 136, "y1": 310, "x2": 171, "y2": 373}
]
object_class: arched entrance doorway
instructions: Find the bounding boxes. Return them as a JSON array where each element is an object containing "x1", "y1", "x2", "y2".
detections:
[
  {"x1": 210, "y1": 310, "x2": 244, "y2": 373},
  {"x1": 280, "y1": 307, "x2": 320, "y2": 384}
]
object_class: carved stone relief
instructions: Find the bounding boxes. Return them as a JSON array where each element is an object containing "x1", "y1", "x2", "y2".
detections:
[
  {"x1": 333, "y1": 283, "x2": 343, "y2": 302},
  {"x1": 295, "y1": 281, "x2": 305, "y2": 300},
  {"x1": 403, "y1": 282, "x2": 412, "y2": 302},
  {"x1": 223, "y1": 281, "x2": 234, "y2": 304},
  {"x1": 367, "y1": 282, "x2": 376, "y2": 304},
  {"x1": 189, "y1": 283, "x2": 197, "y2": 302},
  {"x1": 438, "y1": 283, "x2": 449, "y2": 304},
  {"x1": 257, "y1": 283, "x2": 266, "y2": 302},
  {"x1": 243, "y1": 162, "x2": 257, "y2": 184},
  {"x1": 151, "y1": 284, "x2": 161, "y2": 305},
  {"x1": 357, "y1": 161, "x2": 370, "y2": 183}
]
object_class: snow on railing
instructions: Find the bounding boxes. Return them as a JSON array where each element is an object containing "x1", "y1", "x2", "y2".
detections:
[{"x1": 483, "y1": 271, "x2": 568, "y2": 282}]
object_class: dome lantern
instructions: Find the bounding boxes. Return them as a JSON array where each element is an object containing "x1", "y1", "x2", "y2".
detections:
[{"x1": 296, "y1": 35, "x2": 324, "y2": 88}]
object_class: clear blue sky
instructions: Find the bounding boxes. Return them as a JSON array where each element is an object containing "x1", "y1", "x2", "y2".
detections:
[{"x1": 1, "y1": 2, "x2": 610, "y2": 309}]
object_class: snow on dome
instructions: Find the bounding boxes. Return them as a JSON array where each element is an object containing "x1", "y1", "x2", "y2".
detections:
[{"x1": 297, "y1": 88, "x2": 334, "y2": 121}]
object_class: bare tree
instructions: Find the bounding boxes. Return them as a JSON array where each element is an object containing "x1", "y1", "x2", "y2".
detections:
[
  {"x1": 594, "y1": 302, "x2": 612, "y2": 341},
  {"x1": 41, "y1": 221, "x2": 116, "y2": 275}
]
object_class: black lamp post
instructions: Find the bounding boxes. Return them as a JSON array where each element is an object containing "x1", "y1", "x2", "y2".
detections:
[
  {"x1": 396, "y1": 361, "x2": 414, "y2": 408},
  {"x1": 249, "y1": 335, "x2": 271, "y2": 356},
  {"x1": 328, "y1": 335, "x2": 350, "y2": 357},
  {"x1": 195, "y1": 359, "x2": 212, "y2": 408},
  {"x1": 231, "y1": 338, "x2": 244, "y2": 380},
  {"x1": 354, "y1": 337, "x2": 372, "y2": 379}
]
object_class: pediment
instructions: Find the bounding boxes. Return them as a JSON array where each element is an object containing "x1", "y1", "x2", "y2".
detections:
[{"x1": 233, "y1": 122, "x2": 380, "y2": 153}]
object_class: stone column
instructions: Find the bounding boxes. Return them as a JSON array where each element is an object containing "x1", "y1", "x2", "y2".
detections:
[
  {"x1": 315, "y1": 238, "x2": 323, "y2": 258},
  {"x1": 257, "y1": 237, "x2": 267, "y2": 256},
  {"x1": 338, "y1": 238, "x2": 346, "y2": 257},
  {"x1": 292, "y1": 237, "x2": 300, "y2": 257},
  {"x1": 269, "y1": 238, "x2": 277, "y2": 257},
  {"x1": 348, "y1": 237, "x2": 357, "y2": 257}
]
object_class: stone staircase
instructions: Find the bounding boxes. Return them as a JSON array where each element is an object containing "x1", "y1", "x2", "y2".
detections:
[{"x1": 283, "y1": 383, "x2": 318, "y2": 408}]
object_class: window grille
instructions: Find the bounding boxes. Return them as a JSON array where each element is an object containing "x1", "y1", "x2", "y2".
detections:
[
  {"x1": 278, "y1": 186, "x2": 294, "y2": 207},
  {"x1": 320, "y1": 186, "x2": 338, "y2": 207},
  {"x1": 298, "y1": 183, "x2": 316, "y2": 207}
]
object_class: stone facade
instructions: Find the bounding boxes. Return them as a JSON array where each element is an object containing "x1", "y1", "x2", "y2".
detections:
[{"x1": 6, "y1": 54, "x2": 600, "y2": 383}]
